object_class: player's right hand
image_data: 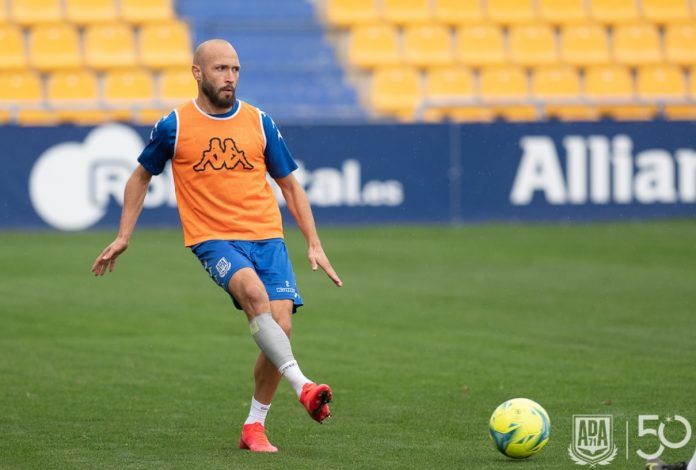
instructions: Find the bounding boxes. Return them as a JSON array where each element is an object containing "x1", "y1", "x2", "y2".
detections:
[{"x1": 91, "y1": 238, "x2": 128, "y2": 276}]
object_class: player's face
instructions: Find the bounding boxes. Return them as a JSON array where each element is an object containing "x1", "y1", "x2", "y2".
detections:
[{"x1": 200, "y1": 58, "x2": 240, "y2": 109}]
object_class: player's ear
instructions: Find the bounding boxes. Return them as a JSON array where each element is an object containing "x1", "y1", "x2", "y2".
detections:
[{"x1": 192, "y1": 64, "x2": 202, "y2": 82}]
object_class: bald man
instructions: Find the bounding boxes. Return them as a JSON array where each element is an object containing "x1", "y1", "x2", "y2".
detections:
[{"x1": 92, "y1": 39, "x2": 341, "y2": 453}]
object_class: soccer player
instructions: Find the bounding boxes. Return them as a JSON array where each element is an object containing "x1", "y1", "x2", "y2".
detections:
[
  {"x1": 646, "y1": 449, "x2": 696, "y2": 470},
  {"x1": 91, "y1": 39, "x2": 343, "y2": 453}
]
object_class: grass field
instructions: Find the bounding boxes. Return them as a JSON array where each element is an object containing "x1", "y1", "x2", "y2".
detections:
[{"x1": 1, "y1": 221, "x2": 695, "y2": 469}]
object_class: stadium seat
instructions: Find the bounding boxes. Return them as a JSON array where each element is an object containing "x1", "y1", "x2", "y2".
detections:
[
  {"x1": 479, "y1": 66, "x2": 528, "y2": 101},
  {"x1": 424, "y1": 66, "x2": 492, "y2": 122},
  {"x1": 479, "y1": 66, "x2": 534, "y2": 120},
  {"x1": 0, "y1": 1, "x2": 6, "y2": 23},
  {"x1": 28, "y1": 23, "x2": 82, "y2": 71},
  {"x1": 664, "y1": 22, "x2": 696, "y2": 66},
  {"x1": 589, "y1": 0, "x2": 639, "y2": 24},
  {"x1": 55, "y1": 109, "x2": 126, "y2": 125},
  {"x1": 371, "y1": 67, "x2": 422, "y2": 119},
  {"x1": 585, "y1": 64, "x2": 653, "y2": 119},
  {"x1": 47, "y1": 69, "x2": 99, "y2": 105},
  {"x1": 138, "y1": 20, "x2": 193, "y2": 69},
  {"x1": 84, "y1": 22, "x2": 137, "y2": 70},
  {"x1": 455, "y1": 24, "x2": 506, "y2": 66},
  {"x1": 132, "y1": 107, "x2": 172, "y2": 125},
  {"x1": 65, "y1": 0, "x2": 118, "y2": 25},
  {"x1": 382, "y1": 0, "x2": 431, "y2": 25},
  {"x1": 103, "y1": 68, "x2": 155, "y2": 106},
  {"x1": 612, "y1": 23, "x2": 662, "y2": 66},
  {"x1": 641, "y1": 0, "x2": 691, "y2": 24},
  {"x1": 559, "y1": 23, "x2": 610, "y2": 66},
  {"x1": 665, "y1": 66, "x2": 696, "y2": 118},
  {"x1": 508, "y1": 24, "x2": 558, "y2": 66},
  {"x1": 532, "y1": 66, "x2": 598, "y2": 120},
  {"x1": 538, "y1": 0, "x2": 588, "y2": 24},
  {"x1": 159, "y1": 68, "x2": 197, "y2": 104},
  {"x1": 0, "y1": 71, "x2": 43, "y2": 104},
  {"x1": 16, "y1": 110, "x2": 61, "y2": 125},
  {"x1": 348, "y1": 24, "x2": 401, "y2": 69},
  {"x1": 432, "y1": 0, "x2": 485, "y2": 25},
  {"x1": 403, "y1": 24, "x2": 454, "y2": 67},
  {"x1": 10, "y1": 0, "x2": 62, "y2": 25},
  {"x1": 0, "y1": 25, "x2": 27, "y2": 70},
  {"x1": 486, "y1": 0, "x2": 536, "y2": 25},
  {"x1": 325, "y1": 0, "x2": 380, "y2": 27},
  {"x1": 532, "y1": 65, "x2": 581, "y2": 99},
  {"x1": 636, "y1": 65, "x2": 686, "y2": 100},
  {"x1": 120, "y1": 0, "x2": 173, "y2": 23}
]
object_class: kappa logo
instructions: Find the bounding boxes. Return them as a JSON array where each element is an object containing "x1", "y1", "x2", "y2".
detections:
[
  {"x1": 568, "y1": 415, "x2": 618, "y2": 466},
  {"x1": 193, "y1": 137, "x2": 253, "y2": 172},
  {"x1": 276, "y1": 280, "x2": 295, "y2": 294}
]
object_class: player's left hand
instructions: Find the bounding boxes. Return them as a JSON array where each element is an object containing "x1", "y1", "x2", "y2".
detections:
[
  {"x1": 308, "y1": 245, "x2": 342, "y2": 287},
  {"x1": 91, "y1": 237, "x2": 128, "y2": 276}
]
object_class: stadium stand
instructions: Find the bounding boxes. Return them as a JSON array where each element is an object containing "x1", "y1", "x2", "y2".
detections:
[{"x1": 3, "y1": 0, "x2": 696, "y2": 124}]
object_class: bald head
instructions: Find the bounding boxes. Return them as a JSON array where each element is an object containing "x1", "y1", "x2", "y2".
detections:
[{"x1": 193, "y1": 39, "x2": 238, "y2": 67}]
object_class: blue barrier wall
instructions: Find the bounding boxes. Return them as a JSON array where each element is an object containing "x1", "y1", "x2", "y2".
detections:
[{"x1": 1, "y1": 121, "x2": 694, "y2": 231}]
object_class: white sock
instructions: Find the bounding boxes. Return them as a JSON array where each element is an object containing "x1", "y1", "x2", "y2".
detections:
[
  {"x1": 279, "y1": 360, "x2": 311, "y2": 396},
  {"x1": 687, "y1": 448, "x2": 696, "y2": 470},
  {"x1": 244, "y1": 396, "x2": 271, "y2": 426}
]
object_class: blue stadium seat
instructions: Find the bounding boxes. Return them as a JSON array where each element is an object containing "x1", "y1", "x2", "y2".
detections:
[{"x1": 177, "y1": 0, "x2": 364, "y2": 122}]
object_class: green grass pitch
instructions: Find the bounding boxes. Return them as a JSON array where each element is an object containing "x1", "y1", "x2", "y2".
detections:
[{"x1": 1, "y1": 221, "x2": 695, "y2": 469}]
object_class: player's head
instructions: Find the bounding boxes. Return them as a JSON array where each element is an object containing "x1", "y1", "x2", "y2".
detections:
[{"x1": 192, "y1": 39, "x2": 240, "y2": 110}]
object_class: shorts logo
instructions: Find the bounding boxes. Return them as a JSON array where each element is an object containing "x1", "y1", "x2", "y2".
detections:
[
  {"x1": 193, "y1": 137, "x2": 254, "y2": 172},
  {"x1": 276, "y1": 280, "x2": 295, "y2": 294},
  {"x1": 215, "y1": 257, "x2": 231, "y2": 278},
  {"x1": 568, "y1": 415, "x2": 618, "y2": 466}
]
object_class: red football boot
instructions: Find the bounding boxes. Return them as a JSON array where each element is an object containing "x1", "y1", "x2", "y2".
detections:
[
  {"x1": 238, "y1": 422, "x2": 278, "y2": 453},
  {"x1": 299, "y1": 382, "x2": 332, "y2": 423}
]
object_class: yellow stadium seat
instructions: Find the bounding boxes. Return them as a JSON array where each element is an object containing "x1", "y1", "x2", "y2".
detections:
[
  {"x1": 0, "y1": 71, "x2": 42, "y2": 104},
  {"x1": 28, "y1": 24, "x2": 82, "y2": 71},
  {"x1": 636, "y1": 65, "x2": 686, "y2": 100},
  {"x1": 665, "y1": 66, "x2": 696, "y2": 118},
  {"x1": 55, "y1": 109, "x2": 125, "y2": 125},
  {"x1": 585, "y1": 64, "x2": 633, "y2": 100},
  {"x1": 10, "y1": 0, "x2": 62, "y2": 25},
  {"x1": 538, "y1": 0, "x2": 588, "y2": 24},
  {"x1": 371, "y1": 67, "x2": 422, "y2": 118},
  {"x1": 642, "y1": 0, "x2": 691, "y2": 24},
  {"x1": 0, "y1": 1, "x2": 6, "y2": 23},
  {"x1": 664, "y1": 22, "x2": 696, "y2": 66},
  {"x1": 132, "y1": 108, "x2": 172, "y2": 125},
  {"x1": 159, "y1": 68, "x2": 197, "y2": 104},
  {"x1": 65, "y1": 0, "x2": 118, "y2": 25},
  {"x1": 532, "y1": 66, "x2": 580, "y2": 99},
  {"x1": 425, "y1": 66, "x2": 474, "y2": 100},
  {"x1": 589, "y1": 0, "x2": 639, "y2": 24},
  {"x1": 456, "y1": 24, "x2": 506, "y2": 66},
  {"x1": 139, "y1": 20, "x2": 192, "y2": 69},
  {"x1": 486, "y1": 0, "x2": 536, "y2": 25},
  {"x1": 403, "y1": 24, "x2": 454, "y2": 67},
  {"x1": 559, "y1": 23, "x2": 610, "y2": 66},
  {"x1": 325, "y1": 0, "x2": 380, "y2": 27},
  {"x1": 103, "y1": 68, "x2": 155, "y2": 106},
  {"x1": 432, "y1": 0, "x2": 485, "y2": 25},
  {"x1": 479, "y1": 66, "x2": 529, "y2": 101},
  {"x1": 17, "y1": 110, "x2": 61, "y2": 125},
  {"x1": 0, "y1": 110, "x2": 9, "y2": 124},
  {"x1": 612, "y1": 23, "x2": 662, "y2": 66},
  {"x1": 84, "y1": 22, "x2": 137, "y2": 70},
  {"x1": 531, "y1": 65, "x2": 598, "y2": 119},
  {"x1": 382, "y1": 0, "x2": 431, "y2": 25},
  {"x1": 585, "y1": 64, "x2": 653, "y2": 119},
  {"x1": 120, "y1": 0, "x2": 173, "y2": 23},
  {"x1": 0, "y1": 25, "x2": 27, "y2": 70},
  {"x1": 47, "y1": 69, "x2": 99, "y2": 105},
  {"x1": 508, "y1": 24, "x2": 558, "y2": 66},
  {"x1": 348, "y1": 24, "x2": 401, "y2": 68}
]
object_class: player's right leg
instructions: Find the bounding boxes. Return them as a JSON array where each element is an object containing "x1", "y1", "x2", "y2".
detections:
[{"x1": 228, "y1": 268, "x2": 332, "y2": 423}]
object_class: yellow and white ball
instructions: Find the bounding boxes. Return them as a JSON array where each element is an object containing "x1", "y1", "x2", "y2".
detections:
[{"x1": 489, "y1": 398, "x2": 551, "y2": 459}]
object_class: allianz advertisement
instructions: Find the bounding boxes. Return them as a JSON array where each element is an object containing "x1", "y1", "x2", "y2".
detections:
[{"x1": 0, "y1": 122, "x2": 694, "y2": 230}]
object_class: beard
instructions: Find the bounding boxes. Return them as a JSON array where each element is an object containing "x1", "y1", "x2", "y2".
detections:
[{"x1": 201, "y1": 74, "x2": 236, "y2": 109}]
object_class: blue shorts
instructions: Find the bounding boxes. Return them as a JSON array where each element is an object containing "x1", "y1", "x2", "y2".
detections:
[{"x1": 191, "y1": 238, "x2": 303, "y2": 313}]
